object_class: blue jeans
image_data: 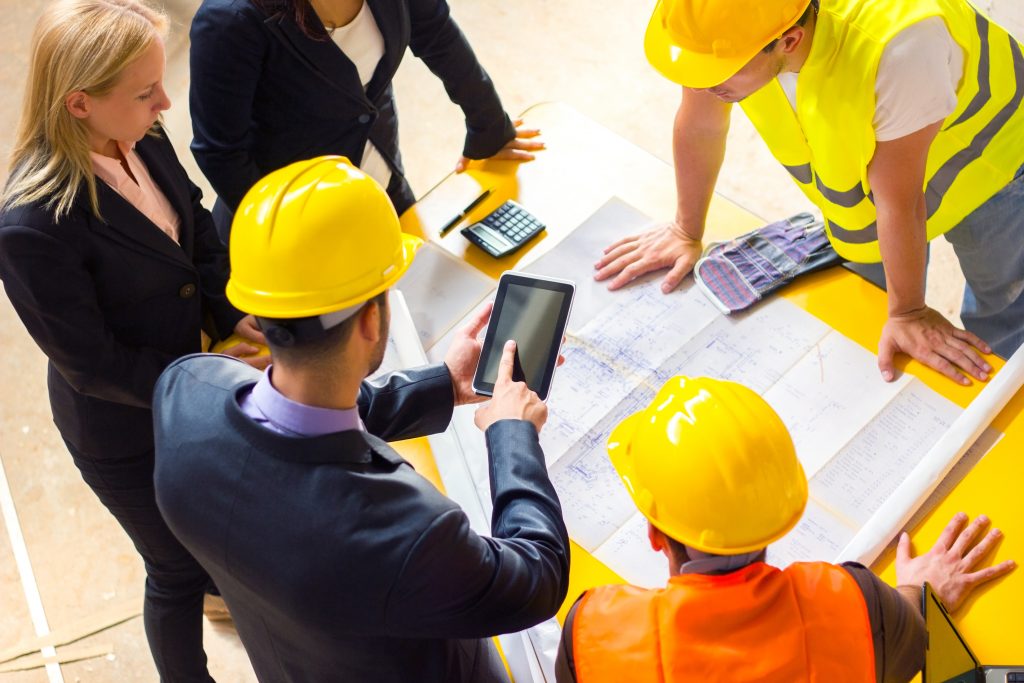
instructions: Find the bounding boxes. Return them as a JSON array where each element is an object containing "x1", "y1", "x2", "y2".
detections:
[
  {"x1": 68, "y1": 443, "x2": 215, "y2": 682},
  {"x1": 945, "y1": 164, "x2": 1024, "y2": 360}
]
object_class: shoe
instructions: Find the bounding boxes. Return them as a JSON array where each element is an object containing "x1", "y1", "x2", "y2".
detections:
[{"x1": 203, "y1": 594, "x2": 233, "y2": 623}]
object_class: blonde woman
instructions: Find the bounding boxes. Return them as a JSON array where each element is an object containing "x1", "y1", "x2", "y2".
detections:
[{"x1": 0, "y1": 1, "x2": 264, "y2": 678}]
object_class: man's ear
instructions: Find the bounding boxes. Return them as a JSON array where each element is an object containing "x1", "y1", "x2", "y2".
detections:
[
  {"x1": 778, "y1": 25, "x2": 808, "y2": 56},
  {"x1": 648, "y1": 521, "x2": 667, "y2": 553},
  {"x1": 358, "y1": 299, "x2": 382, "y2": 343},
  {"x1": 66, "y1": 91, "x2": 91, "y2": 120}
]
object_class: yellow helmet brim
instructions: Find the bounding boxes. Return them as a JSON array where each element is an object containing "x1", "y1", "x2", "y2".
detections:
[{"x1": 644, "y1": 0, "x2": 756, "y2": 89}]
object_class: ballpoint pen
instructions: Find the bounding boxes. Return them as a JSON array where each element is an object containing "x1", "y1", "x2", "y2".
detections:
[{"x1": 438, "y1": 187, "x2": 493, "y2": 237}]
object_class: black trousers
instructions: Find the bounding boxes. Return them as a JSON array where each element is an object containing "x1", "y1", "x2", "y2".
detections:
[{"x1": 67, "y1": 441, "x2": 215, "y2": 682}]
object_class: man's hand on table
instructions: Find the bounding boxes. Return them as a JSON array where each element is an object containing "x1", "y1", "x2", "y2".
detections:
[
  {"x1": 878, "y1": 306, "x2": 993, "y2": 386},
  {"x1": 896, "y1": 512, "x2": 1015, "y2": 612},
  {"x1": 594, "y1": 219, "x2": 703, "y2": 293}
]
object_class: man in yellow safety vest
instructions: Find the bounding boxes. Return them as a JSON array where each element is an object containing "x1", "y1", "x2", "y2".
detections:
[{"x1": 596, "y1": 0, "x2": 1024, "y2": 385}]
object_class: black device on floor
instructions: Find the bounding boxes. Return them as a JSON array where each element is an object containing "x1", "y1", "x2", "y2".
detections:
[
  {"x1": 472, "y1": 272, "x2": 574, "y2": 401},
  {"x1": 922, "y1": 581, "x2": 1023, "y2": 682},
  {"x1": 461, "y1": 200, "x2": 546, "y2": 258}
]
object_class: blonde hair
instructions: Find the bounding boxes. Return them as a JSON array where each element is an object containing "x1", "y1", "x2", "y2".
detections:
[{"x1": 1, "y1": 0, "x2": 168, "y2": 219}]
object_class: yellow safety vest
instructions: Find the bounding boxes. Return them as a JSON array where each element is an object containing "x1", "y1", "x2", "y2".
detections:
[{"x1": 739, "y1": 0, "x2": 1024, "y2": 263}]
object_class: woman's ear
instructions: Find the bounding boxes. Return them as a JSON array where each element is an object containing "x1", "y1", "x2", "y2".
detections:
[{"x1": 65, "y1": 91, "x2": 91, "y2": 120}]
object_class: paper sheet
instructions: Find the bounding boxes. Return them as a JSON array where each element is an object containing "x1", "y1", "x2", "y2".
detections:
[
  {"x1": 395, "y1": 241, "x2": 495, "y2": 350},
  {"x1": 432, "y1": 198, "x2": 1004, "y2": 590},
  {"x1": 837, "y1": 344, "x2": 1024, "y2": 565}
]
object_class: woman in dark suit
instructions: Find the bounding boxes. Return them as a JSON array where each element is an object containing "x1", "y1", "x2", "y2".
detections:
[
  {"x1": 189, "y1": 0, "x2": 541, "y2": 240},
  {"x1": 0, "y1": 1, "x2": 264, "y2": 679}
]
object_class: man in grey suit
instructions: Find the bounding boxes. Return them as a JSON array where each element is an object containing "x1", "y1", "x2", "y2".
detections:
[{"x1": 152, "y1": 156, "x2": 570, "y2": 682}]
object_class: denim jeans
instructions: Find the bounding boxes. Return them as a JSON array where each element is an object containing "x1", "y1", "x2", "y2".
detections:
[
  {"x1": 944, "y1": 164, "x2": 1024, "y2": 359},
  {"x1": 67, "y1": 442, "x2": 215, "y2": 682}
]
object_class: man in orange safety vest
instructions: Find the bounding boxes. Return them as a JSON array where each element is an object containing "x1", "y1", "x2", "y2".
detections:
[{"x1": 555, "y1": 376, "x2": 1015, "y2": 682}]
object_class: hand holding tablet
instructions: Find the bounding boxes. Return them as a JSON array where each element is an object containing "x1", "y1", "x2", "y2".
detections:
[
  {"x1": 473, "y1": 272, "x2": 575, "y2": 401},
  {"x1": 474, "y1": 340, "x2": 549, "y2": 433}
]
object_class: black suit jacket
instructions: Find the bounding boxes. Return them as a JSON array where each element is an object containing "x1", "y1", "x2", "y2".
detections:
[
  {"x1": 0, "y1": 131, "x2": 244, "y2": 459},
  {"x1": 189, "y1": 0, "x2": 515, "y2": 230},
  {"x1": 153, "y1": 356, "x2": 571, "y2": 682}
]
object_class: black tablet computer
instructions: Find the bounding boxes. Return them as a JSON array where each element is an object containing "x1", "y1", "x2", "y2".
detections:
[{"x1": 472, "y1": 272, "x2": 575, "y2": 401}]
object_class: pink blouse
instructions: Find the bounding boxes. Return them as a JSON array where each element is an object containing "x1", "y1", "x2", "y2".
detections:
[{"x1": 91, "y1": 140, "x2": 181, "y2": 244}]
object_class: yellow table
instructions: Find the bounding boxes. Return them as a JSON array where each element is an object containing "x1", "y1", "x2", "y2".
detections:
[{"x1": 396, "y1": 102, "x2": 1023, "y2": 661}]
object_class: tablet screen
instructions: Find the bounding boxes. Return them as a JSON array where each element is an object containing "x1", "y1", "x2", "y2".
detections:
[{"x1": 474, "y1": 273, "x2": 574, "y2": 400}]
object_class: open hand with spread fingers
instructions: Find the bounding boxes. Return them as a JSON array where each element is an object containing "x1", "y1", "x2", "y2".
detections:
[{"x1": 895, "y1": 512, "x2": 1016, "y2": 612}]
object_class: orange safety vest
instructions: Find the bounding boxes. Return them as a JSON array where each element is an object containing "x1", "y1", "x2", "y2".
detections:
[{"x1": 572, "y1": 562, "x2": 875, "y2": 682}]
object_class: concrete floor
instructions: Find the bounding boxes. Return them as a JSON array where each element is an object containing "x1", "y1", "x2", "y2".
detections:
[{"x1": 0, "y1": 0, "x2": 1004, "y2": 679}]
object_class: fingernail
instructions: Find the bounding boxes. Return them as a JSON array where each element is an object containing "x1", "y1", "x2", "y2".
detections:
[
  {"x1": 961, "y1": 377, "x2": 970, "y2": 386},
  {"x1": 980, "y1": 373, "x2": 989, "y2": 381},
  {"x1": 882, "y1": 371, "x2": 893, "y2": 381},
  {"x1": 992, "y1": 528, "x2": 1002, "y2": 537},
  {"x1": 957, "y1": 511, "x2": 968, "y2": 520},
  {"x1": 979, "y1": 514, "x2": 989, "y2": 522},
  {"x1": 983, "y1": 363, "x2": 992, "y2": 372}
]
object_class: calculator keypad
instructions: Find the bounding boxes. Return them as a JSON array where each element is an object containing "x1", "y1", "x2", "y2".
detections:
[{"x1": 462, "y1": 200, "x2": 545, "y2": 258}]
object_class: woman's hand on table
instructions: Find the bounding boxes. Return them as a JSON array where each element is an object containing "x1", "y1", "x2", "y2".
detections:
[{"x1": 455, "y1": 120, "x2": 545, "y2": 172}]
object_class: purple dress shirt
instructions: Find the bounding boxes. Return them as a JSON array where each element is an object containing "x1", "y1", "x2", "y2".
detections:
[{"x1": 238, "y1": 366, "x2": 363, "y2": 436}]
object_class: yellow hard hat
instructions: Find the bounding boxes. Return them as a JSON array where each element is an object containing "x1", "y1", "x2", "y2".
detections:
[
  {"x1": 226, "y1": 156, "x2": 421, "y2": 319},
  {"x1": 644, "y1": 0, "x2": 811, "y2": 88},
  {"x1": 607, "y1": 376, "x2": 807, "y2": 555}
]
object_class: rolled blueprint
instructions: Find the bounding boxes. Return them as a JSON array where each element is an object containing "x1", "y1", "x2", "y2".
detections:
[{"x1": 837, "y1": 344, "x2": 1024, "y2": 566}]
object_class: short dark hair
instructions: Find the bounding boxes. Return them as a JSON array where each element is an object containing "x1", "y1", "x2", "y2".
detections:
[
  {"x1": 761, "y1": 0, "x2": 819, "y2": 53},
  {"x1": 250, "y1": 0, "x2": 330, "y2": 40},
  {"x1": 264, "y1": 292, "x2": 387, "y2": 366},
  {"x1": 665, "y1": 536, "x2": 691, "y2": 566}
]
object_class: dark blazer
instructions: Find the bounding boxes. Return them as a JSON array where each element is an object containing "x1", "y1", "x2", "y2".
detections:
[
  {"x1": 0, "y1": 131, "x2": 244, "y2": 459},
  {"x1": 189, "y1": 0, "x2": 516, "y2": 232},
  {"x1": 153, "y1": 356, "x2": 571, "y2": 682}
]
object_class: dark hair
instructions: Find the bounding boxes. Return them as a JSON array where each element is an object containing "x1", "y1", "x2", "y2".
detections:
[
  {"x1": 761, "y1": 0, "x2": 819, "y2": 53},
  {"x1": 264, "y1": 292, "x2": 387, "y2": 366},
  {"x1": 251, "y1": 0, "x2": 329, "y2": 40},
  {"x1": 665, "y1": 536, "x2": 690, "y2": 566}
]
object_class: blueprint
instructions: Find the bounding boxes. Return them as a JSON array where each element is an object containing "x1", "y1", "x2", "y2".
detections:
[{"x1": 429, "y1": 198, "x2": 998, "y2": 588}]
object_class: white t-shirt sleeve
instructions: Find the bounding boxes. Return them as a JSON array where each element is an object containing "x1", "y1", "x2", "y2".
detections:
[{"x1": 873, "y1": 16, "x2": 964, "y2": 142}]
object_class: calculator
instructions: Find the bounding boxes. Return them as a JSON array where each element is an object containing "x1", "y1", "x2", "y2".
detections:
[{"x1": 461, "y1": 200, "x2": 546, "y2": 258}]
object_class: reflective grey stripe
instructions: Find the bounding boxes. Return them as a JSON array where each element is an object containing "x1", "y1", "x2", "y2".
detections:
[
  {"x1": 827, "y1": 218, "x2": 878, "y2": 244},
  {"x1": 785, "y1": 159, "x2": 868, "y2": 208},
  {"x1": 784, "y1": 163, "x2": 813, "y2": 184},
  {"x1": 927, "y1": 31, "x2": 1024, "y2": 218},
  {"x1": 947, "y1": 13, "x2": 990, "y2": 130},
  {"x1": 814, "y1": 174, "x2": 868, "y2": 208}
]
